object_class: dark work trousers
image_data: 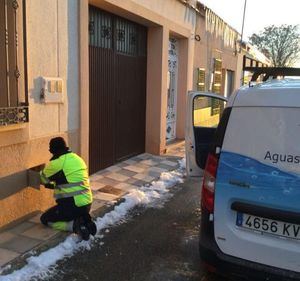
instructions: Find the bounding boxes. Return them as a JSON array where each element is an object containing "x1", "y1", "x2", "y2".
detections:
[{"x1": 40, "y1": 198, "x2": 91, "y2": 226}]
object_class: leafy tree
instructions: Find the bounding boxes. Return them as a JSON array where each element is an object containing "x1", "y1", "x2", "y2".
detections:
[{"x1": 249, "y1": 25, "x2": 300, "y2": 67}]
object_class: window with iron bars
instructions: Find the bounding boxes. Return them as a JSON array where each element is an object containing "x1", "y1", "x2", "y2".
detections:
[
  {"x1": 0, "y1": 0, "x2": 28, "y2": 126},
  {"x1": 89, "y1": 6, "x2": 147, "y2": 57}
]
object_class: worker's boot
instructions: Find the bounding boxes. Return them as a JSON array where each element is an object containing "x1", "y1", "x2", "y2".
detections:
[
  {"x1": 73, "y1": 216, "x2": 90, "y2": 241},
  {"x1": 83, "y1": 214, "x2": 97, "y2": 236}
]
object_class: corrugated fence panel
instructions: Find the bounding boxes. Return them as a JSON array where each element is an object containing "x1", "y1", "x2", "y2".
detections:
[
  {"x1": 115, "y1": 55, "x2": 146, "y2": 161},
  {"x1": 89, "y1": 46, "x2": 115, "y2": 174},
  {"x1": 89, "y1": 6, "x2": 147, "y2": 173}
]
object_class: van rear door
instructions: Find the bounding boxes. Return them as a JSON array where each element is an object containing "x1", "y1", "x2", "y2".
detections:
[
  {"x1": 185, "y1": 91, "x2": 227, "y2": 176},
  {"x1": 214, "y1": 106, "x2": 300, "y2": 273}
]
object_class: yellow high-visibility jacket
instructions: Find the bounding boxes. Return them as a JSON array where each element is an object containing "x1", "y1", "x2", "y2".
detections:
[{"x1": 40, "y1": 152, "x2": 93, "y2": 207}]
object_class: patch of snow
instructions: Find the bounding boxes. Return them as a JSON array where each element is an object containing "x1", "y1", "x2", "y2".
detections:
[
  {"x1": 0, "y1": 265, "x2": 11, "y2": 275},
  {"x1": 179, "y1": 157, "x2": 186, "y2": 170},
  {"x1": 0, "y1": 160, "x2": 185, "y2": 281}
]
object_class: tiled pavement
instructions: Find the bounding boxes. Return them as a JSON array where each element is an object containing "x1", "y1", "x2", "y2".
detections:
[{"x1": 0, "y1": 141, "x2": 185, "y2": 269}]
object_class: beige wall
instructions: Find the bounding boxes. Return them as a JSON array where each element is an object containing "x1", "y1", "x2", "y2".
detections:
[
  {"x1": 0, "y1": 0, "x2": 80, "y2": 228},
  {"x1": 193, "y1": 14, "x2": 239, "y2": 93},
  {"x1": 0, "y1": 132, "x2": 78, "y2": 227},
  {"x1": 145, "y1": 26, "x2": 169, "y2": 154},
  {"x1": 89, "y1": 0, "x2": 195, "y2": 32},
  {"x1": 130, "y1": 0, "x2": 196, "y2": 29},
  {"x1": 235, "y1": 50, "x2": 246, "y2": 89},
  {"x1": 79, "y1": 0, "x2": 89, "y2": 163},
  {"x1": 27, "y1": 0, "x2": 79, "y2": 137},
  {"x1": 176, "y1": 37, "x2": 194, "y2": 139},
  {"x1": 86, "y1": 0, "x2": 196, "y2": 154}
]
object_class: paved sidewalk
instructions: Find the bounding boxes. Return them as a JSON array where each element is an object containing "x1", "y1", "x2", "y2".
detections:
[{"x1": 0, "y1": 141, "x2": 185, "y2": 270}]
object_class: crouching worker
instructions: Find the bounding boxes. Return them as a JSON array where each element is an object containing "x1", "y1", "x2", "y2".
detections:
[{"x1": 40, "y1": 137, "x2": 97, "y2": 241}]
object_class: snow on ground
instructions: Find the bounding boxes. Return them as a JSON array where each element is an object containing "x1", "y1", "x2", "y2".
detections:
[{"x1": 0, "y1": 159, "x2": 186, "y2": 281}]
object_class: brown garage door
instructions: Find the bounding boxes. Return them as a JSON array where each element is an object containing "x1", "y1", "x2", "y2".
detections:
[{"x1": 89, "y1": 6, "x2": 147, "y2": 174}]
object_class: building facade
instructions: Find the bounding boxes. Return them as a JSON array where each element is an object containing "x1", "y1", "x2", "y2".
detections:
[
  {"x1": 0, "y1": 0, "x2": 80, "y2": 227},
  {"x1": 193, "y1": 4, "x2": 240, "y2": 97},
  {"x1": 0, "y1": 0, "x2": 254, "y2": 228},
  {"x1": 0, "y1": 0, "x2": 197, "y2": 228},
  {"x1": 85, "y1": 0, "x2": 197, "y2": 173}
]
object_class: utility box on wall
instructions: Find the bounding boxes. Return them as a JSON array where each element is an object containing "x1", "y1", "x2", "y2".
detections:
[
  {"x1": 27, "y1": 164, "x2": 45, "y2": 190},
  {"x1": 40, "y1": 77, "x2": 64, "y2": 103}
]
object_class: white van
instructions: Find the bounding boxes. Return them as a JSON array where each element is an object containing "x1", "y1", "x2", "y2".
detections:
[{"x1": 186, "y1": 75, "x2": 300, "y2": 280}]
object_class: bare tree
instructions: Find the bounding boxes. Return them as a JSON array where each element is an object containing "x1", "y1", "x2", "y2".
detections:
[{"x1": 249, "y1": 25, "x2": 300, "y2": 67}]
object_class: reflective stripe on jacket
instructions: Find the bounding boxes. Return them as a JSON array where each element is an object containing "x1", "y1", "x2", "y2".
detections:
[{"x1": 40, "y1": 152, "x2": 93, "y2": 207}]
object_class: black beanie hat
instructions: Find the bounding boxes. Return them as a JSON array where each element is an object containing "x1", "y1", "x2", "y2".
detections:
[{"x1": 49, "y1": 137, "x2": 68, "y2": 154}]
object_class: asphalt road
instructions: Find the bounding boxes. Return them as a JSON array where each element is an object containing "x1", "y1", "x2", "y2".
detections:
[{"x1": 46, "y1": 178, "x2": 224, "y2": 281}]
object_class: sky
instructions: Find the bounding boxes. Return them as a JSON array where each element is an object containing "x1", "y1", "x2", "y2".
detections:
[
  {"x1": 199, "y1": 0, "x2": 300, "y2": 66},
  {"x1": 200, "y1": 0, "x2": 300, "y2": 40}
]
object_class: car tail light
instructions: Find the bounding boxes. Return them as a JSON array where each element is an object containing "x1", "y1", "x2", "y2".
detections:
[
  {"x1": 201, "y1": 153, "x2": 218, "y2": 213},
  {"x1": 203, "y1": 262, "x2": 217, "y2": 273}
]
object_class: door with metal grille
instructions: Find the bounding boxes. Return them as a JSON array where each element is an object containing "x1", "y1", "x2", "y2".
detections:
[
  {"x1": 166, "y1": 38, "x2": 178, "y2": 142},
  {"x1": 89, "y1": 7, "x2": 147, "y2": 174}
]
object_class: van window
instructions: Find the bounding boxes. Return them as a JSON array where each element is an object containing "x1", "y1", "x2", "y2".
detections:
[{"x1": 193, "y1": 96, "x2": 226, "y2": 128}]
